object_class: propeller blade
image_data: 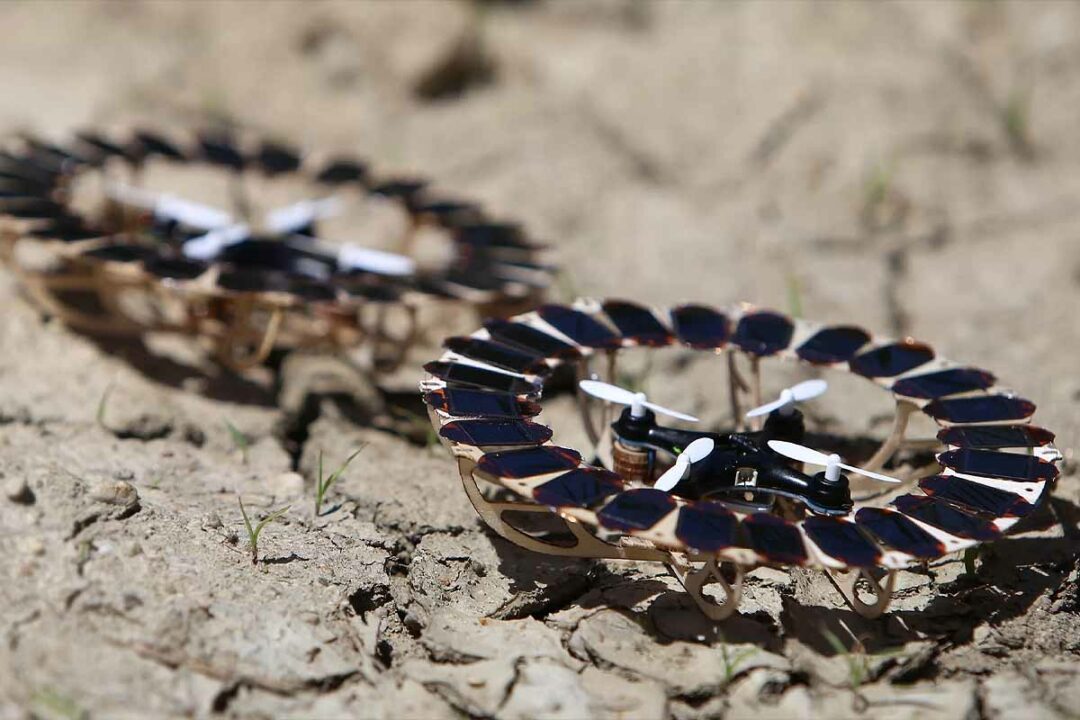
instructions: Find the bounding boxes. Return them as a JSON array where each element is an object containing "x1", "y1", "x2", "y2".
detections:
[
  {"x1": 578, "y1": 380, "x2": 638, "y2": 406},
  {"x1": 653, "y1": 458, "x2": 689, "y2": 492},
  {"x1": 578, "y1": 380, "x2": 699, "y2": 422},
  {"x1": 767, "y1": 440, "x2": 901, "y2": 484},
  {"x1": 106, "y1": 182, "x2": 232, "y2": 230},
  {"x1": 157, "y1": 194, "x2": 233, "y2": 230},
  {"x1": 683, "y1": 437, "x2": 716, "y2": 463},
  {"x1": 654, "y1": 438, "x2": 714, "y2": 491},
  {"x1": 642, "y1": 401, "x2": 699, "y2": 423},
  {"x1": 838, "y1": 463, "x2": 902, "y2": 484},
  {"x1": 746, "y1": 379, "x2": 828, "y2": 418},
  {"x1": 745, "y1": 397, "x2": 787, "y2": 419},
  {"x1": 790, "y1": 379, "x2": 828, "y2": 402},
  {"x1": 265, "y1": 196, "x2": 343, "y2": 235},
  {"x1": 182, "y1": 223, "x2": 251, "y2": 261},
  {"x1": 767, "y1": 440, "x2": 831, "y2": 466}
]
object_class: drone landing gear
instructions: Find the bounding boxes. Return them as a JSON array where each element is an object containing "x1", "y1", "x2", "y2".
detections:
[
  {"x1": 456, "y1": 456, "x2": 668, "y2": 561},
  {"x1": 825, "y1": 566, "x2": 896, "y2": 619},
  {"x1": 667, "y1": 556, "x2": 745, "y2": 621}
]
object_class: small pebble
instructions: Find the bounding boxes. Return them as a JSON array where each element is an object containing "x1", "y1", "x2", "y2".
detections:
[
  {"x1": 202, "y1": 511, "x2": 224, "y2": 530},
  {"x1": 4, "y1": 476, "x2": 34, "y2": 505},
  {"x1": 403, "y1": 607, "x2": 426, "y2": 635},
  {"x1": 89, "y1": 479, "x2": 139, "y2": 507},
  {"x1": 268, "y1": 472, "x2": 305, "y2": 499}
]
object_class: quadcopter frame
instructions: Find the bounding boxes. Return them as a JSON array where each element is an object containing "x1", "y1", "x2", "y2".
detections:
[
  {"x1": 423, "y1": 299, "x2": 1060, "y2": 621},
  {"x1": 0, "y1": 128, "x2": 552, "y2": 372}
]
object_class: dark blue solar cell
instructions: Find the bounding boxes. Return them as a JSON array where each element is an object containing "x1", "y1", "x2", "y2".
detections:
[
  {"x1": 132, "y1": 130, "x2": 185, "y2": 160},
  {"x1": 423, "y1": 361, "x2": 539, "y2": 395},
  {"x1": 83, "y1": 244, "x2": 156, "y2": 263},
  {"x1": 674, "y1": 502, "x2": 738, "y2": 552},
  {"x1": 370, "y1": 179, "x2": 426, "y2": 201},
  {"x1": 850, "y1": 341, "x2": 934, "y2": 378},
  {"x1": 24, "y1": 138, "x2": 91, "y2": 166},
  {"x1": 924, "y1": 396, "x2": 1035, "y2": 424},
  {"x1": 732, "y1": 311, "x2": 794, "y2": 357},
  {"x1": 145, "y1": 258, "x2": 208, "y2": 280},
  {"x1": 484, "y1": 320, "x2": 580, "y2": 360},
  {"x1": 536, "y1": 304, "x2": 621, "y2": 349},
  {"x1": 439, "y1": 419, "x2": 553, "y2": 448},
  {"x1": 454, "y1": 223, "x2": 532, "y2": 249},
  {"x1": 476, "y1": 446, "x2": 582, "y2": 479},
  {"x1": 855, "y1": 508, "x2": 945, "y2": 558},
  {"x1": 413, "y1": 198, "x2": 479, "y2": 222},
  {"x1": 445, "y1": 268, "x2": 503, "y2": 293},
  {"x1": 602, "y1": 300, "x2": 672, "y2": 347},
  {"x1": 919, "y1": 475, "x2": 1035, "y2": 519},
  {"x1": 197, "y1": 133, "x2": 245, "y2": 169},
  {"x1": 597, "y1": 488, "x2": 676, "y2": 532},
  {"x1": 796, "y1": 326, "x2": 870, "y2": 364},
  {"x1": 444, "y1": 337, "x2": 549, "y2": 376},
  {"x1": 256, "y1": 141, "x2": 301, "y2": 175},
  {"x1": 424, "y1": 388, "x2": 541, "y2": 419},
  {"x1": 937, "y1": 449, "x2": 1058, "y2": 483},
  {"x1": 802, "y1": 517, "x2": 881, "y2": 567},
  {"x1": 0, "y1": 166, "x2": 54, "y2": 190},
  {"x1": 670, "y1": 304, "x2": 730, "y2": 349},
  {"x1": 315, "y1": 157, "x2": 367, "y2": 185},
  {"x1": 75, "y1": 132, "x2": 131, "y2": 161},
  {"x1": 533, "y1": 467, "x2": 624, "y2": 509},
  {"x1": 0, "y1": 198, "x2": 64, "y2": 218},
  {"x1": 28, "y1": 220, "x2": 99, "y2": 242},
  {"x1": 892, "y1": 495, "x2": 1000, "y2": 541},
  {"x1": 742, "y1": 513, "x2": 807, "y2": 565},
  {"x1": 891, "y1": 368, "x2": 996, "y2": 400},
  {"x1": 937, "y1": 425, "x2": 1055, "y2": 449}
]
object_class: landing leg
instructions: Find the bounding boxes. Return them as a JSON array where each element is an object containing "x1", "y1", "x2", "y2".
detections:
[
  {"x1": 863, "y1": 400, "x2": 917, "y2": 473},
  {"x1": 667, "y1": 557, "x2": 745, "y2": 621},
  {"x1": 825, "y1": 567, "x2": 896, "y2": 619}
]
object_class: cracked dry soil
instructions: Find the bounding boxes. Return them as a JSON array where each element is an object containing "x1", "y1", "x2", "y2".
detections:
[{"x1": 2, "y1": 2, "x2": 1080, "y2": 718}]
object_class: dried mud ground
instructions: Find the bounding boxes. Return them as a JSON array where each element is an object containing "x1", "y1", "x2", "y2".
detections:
[{"x1": 2, "y1": 2, "x2": 1080, "y2": 718}]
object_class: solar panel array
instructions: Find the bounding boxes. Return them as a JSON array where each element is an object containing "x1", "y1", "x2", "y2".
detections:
[
  {"x1": 422, "y1": 298, "x2": 1059, "y2": 571},
  {"x1": 0, "y1": 128, "x2": 552, "y2": 318}
]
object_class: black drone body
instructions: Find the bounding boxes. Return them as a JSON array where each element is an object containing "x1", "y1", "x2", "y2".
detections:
[{"x1": 609, "y1": 406, "x2": 853, "y2": 516}]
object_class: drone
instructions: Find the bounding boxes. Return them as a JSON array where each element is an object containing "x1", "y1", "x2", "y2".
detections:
[
  {"x1": 0, "y1": 128, "x2": 553, "y2": 371},
  {"x1": 423, "y1": 298, "x2": 1061, "y2": 620}
]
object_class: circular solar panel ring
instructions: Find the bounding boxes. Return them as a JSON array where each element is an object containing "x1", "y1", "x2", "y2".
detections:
[
  {"x1": 423, "y1": 298, "x2": 1061, "y2": 619},
  {"x1": 0, "y1": 128, "x2": 554, "y2": 369}
]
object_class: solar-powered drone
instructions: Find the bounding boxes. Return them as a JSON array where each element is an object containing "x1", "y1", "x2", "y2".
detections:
[
  {"x1": 422, "y1": 298, "x2": 1061, "y2": 619},
  {"x1": 0, "y1": 129, "x2": 551, "y2": 371}
]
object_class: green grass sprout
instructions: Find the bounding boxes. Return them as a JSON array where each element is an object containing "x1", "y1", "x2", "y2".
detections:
[
  {"x1": 822, "y1": 628, "x2": 870, "y2": 689},
  {"x1": 225, "y1": 420, "x2": 250, "y2": 464},
  {"x1": 717, "y1": 633, "x2": 757, "y2": 685},
  {"x1": 96, "y1": 383, "x2": 114, "y2": 431},
  {"x1": 315, "y1": 447, "x2": 364, "y2": 517},
  {"x1": 238, "y1": 496, "x2": 290, "y2": 565}
]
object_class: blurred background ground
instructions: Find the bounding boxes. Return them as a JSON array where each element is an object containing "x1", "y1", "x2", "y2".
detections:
[{"x1": 0, "y1": 1, "x2": 1078, "y2": 718}]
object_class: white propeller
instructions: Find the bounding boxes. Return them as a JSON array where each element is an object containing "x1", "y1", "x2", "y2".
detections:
[
  {"x1": 182, "y1": 223, "x2": 251, "y2": 261},
  {"x1": 106, "y1": 183, "x2": 233, "y2": 231},
  {"x1": 578, "y1": 380, "x2": 699, "y2": 423},
  {"x1": 746, "y1": 379, "x2": 828, "y2": 418},
  {"x1": 265, "y1": 196, "x2": 344, "y2": 235},
  {"x1": 767, "y1": 440, "x2": 901, "y2": 484},
  {"x1": 654, "y1": 437, "x2": 715, "y2": 491}
]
